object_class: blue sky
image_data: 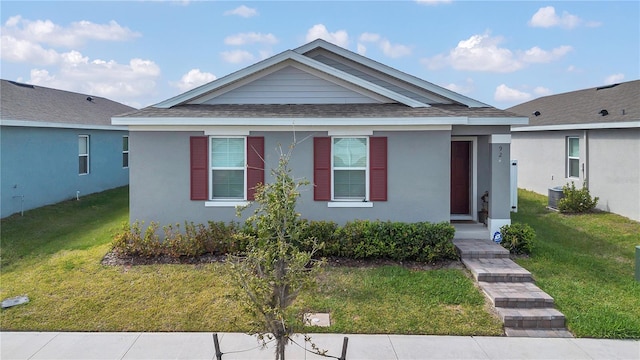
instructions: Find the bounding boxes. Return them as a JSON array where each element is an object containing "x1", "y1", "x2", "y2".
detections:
[{"x1": 1, "y1": 1, "x2": 638, "y2": 109}]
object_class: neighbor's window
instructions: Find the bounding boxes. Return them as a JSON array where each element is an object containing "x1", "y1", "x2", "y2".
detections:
[
  {"x1": 567, "y1": 137, "x2": 579, "y2": 178},
  {"x1": 210, "y1": 137, "x2": 245, "y2": 200},
  {"x1": 333, "y1": 137, "x2": 367, "y2": 200},
  {"x1": 79, "y1": 135, "x2": 89, "y2": 175},
  {"x1": 122, "y1": 136, "x2": 129, "y2": 168}
]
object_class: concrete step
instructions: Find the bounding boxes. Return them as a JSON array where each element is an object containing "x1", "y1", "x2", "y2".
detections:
[
  {"x1": 461, "y1": 258, "x2": 533, "y2": 282},
  {"x1": 504, "y1": 328, "x2": 573, "y2": 338},
  {"x1": 453, "y1": 239, "x2": 510, "y2": 259},
  {"x1": 479, "y1": 282, "x2": 555, "y2": 308},
  {"x1": 497, "y1": 307, "x2": 566, "y2": 329}
]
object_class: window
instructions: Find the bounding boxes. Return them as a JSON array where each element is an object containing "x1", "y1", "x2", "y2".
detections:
[
  {"x1": 122, "y1": 136, "x2": 129, "y2": 168},
  {"x1": 189, "y1": 136, "x2": 264, "y2": 203},
  {"x1": 333, "y1": 137, "x2": 367, "y2": 200},
  {"x1": 210, "y1": 137, "x2": 246, "y2": 200},
  {"x1": 313, "y1": 136, "x2": 387, "y2": 204},
  {"x1": 78, "y1": 135, "x2": 89, "y2": 175},
  {"x1": 567, "y1": 137, "x2": 579, "y2": 178}
]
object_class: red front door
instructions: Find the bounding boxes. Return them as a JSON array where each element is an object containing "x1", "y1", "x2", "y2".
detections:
[{"x1": 451, "y1": 141, "x2": 471, "y2": 215}]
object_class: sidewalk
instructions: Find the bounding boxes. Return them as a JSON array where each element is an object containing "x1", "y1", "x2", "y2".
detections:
[{"x1": 2, "y1": 332, "x2": 638, "y2": 360}]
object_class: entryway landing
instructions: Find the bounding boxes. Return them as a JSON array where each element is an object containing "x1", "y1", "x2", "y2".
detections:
[{"x1": 452, "y1": 222, "x2": 489, "y2": 240}]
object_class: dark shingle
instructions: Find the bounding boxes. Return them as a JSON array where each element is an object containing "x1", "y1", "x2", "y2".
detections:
[
  {"x1": 116, "y1": 103, "x2": 517, "y2": 119},
  {"x1": 508, "y1": 80, "x2": 640, "y2": 127},
  {"x1": 1, "y1": 79, "x2": 137, "y2": 126}
]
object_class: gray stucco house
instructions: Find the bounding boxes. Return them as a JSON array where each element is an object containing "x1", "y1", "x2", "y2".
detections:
[
  {"x1": 1, "y1": 79, "x2": 135, "y2": 218},
  {"x1": 113, "y1": 39, "x2": 527, "y2": 238},
  {"x1": 508, "y1": 80, "x2": 640, "y2": 221}
]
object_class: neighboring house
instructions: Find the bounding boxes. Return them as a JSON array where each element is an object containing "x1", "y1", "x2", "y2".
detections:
[
  {"x1": 508, "y1": 80, "x2": 640, "y2": 221},
  {"x1": 1, "y1": 79, "x2": 135, "y2": 218},
  {"x1": 113, "y1": 39, "x2": 527, "y2": 238}
]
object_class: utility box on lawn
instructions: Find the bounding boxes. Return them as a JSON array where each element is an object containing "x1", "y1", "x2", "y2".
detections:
[{"x1": 548, "y1": 186, "x2": 564, "y2": 210}]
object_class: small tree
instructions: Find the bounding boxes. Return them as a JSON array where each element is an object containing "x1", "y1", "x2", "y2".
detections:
[{"x1": 226, "y1": 146, "x2": 324, "y2": 360}]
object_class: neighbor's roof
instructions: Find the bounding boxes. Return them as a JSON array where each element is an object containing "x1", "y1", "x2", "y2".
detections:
[
  {"x1": 114, "y1": 39, "x2": 526, "y2": 127},
  {"x1": 508, "y1": 80, "x2": 640, "y2": 130},
  {"x1": 1, "y1": 79, "x2": 136, "y2": 129}
]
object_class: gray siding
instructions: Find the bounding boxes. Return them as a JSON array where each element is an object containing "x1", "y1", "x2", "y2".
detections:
[
  {"x1": 311, "y1": 54, "x2": 448, "y2": 105},
  {"x1": 512, "y1": 129, "x2": 640, "y2": 221},
  {"x1": 203, "y1": 66, "x2": 379, "y2": 105},
  {"x1": 129, "y1": 130, "x2": 452, "y2": 226}
]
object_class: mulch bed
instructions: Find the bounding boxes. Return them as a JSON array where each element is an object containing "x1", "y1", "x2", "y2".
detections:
[{"x1": 101, "y1": 250, "x2": 463, "y2": 271}]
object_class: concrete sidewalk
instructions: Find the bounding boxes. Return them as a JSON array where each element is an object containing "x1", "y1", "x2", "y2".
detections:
[{"x1": 1, "y1": 332, "x2": 638, "y2": 360}]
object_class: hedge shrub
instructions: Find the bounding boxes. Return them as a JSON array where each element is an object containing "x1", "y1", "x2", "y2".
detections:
[
  {"x1": 112, "y1": 219, "x2": 458, "y2": 263},
  {"x1": 499, "y1": 222, "x2": 535, "y2": 255},
  {"x1": 558, "y1": 181, "x2": 599, "y2": 213}
]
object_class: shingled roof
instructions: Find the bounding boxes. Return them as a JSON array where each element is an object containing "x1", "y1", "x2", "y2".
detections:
[
  {"x1": 1, "y1": 79, "x2": 136, "y2": 128},
  {"x1": 508, "y1": 80, "x2": 640, "y2": 129}
]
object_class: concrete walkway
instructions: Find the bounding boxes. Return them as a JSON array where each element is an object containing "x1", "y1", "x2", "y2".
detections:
[{"x1": 2, "y1": 332, "x2": 639, "y2": 360}]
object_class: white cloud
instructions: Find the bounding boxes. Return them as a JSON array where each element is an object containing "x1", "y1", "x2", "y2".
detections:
[
  {"x1": 444, "y1": 78, "x2": 475, "y2": 95},
  {"x1": 604, "y1": 73, "x2": 625, "y2": 85},
  {"x1": 533, "y1": 86, "x2": 552, "y2": 96},
  {"x1": 305, "y1": 24, "x2": 349, "y2": 48},
  {"x1": 27, "y1": 56, "x2": 160, "y2": 106},
  {"x1": 171, "y1": 69, "x2": 216, "y2": 92},
  {"x1": 221, "y1": 49, "x2": 255, "y2": 64},
  {"x1": 422, "y1": 33, "x2": 523, "y2": 73},
  {"x1": 522, "y1": 45, "x2": 573, "y2": 63},
  {"x1": 528, "y1": 6, "x2": 595, "y2": 29},
  {"x1": 224, "y1": 5, "x2": 258, "y2": 18},
  {"x1": 421, "y1": 33, "x2": 571, "y2": 73},
  {"x1": 358, "y1": 32, "x2": 412, "y2": 58},
  {"x1": 1, "y1": 15, "x2": 140, "y2": 48},
  {"x1": 1, "y1": 35, "x2": 60, "y2": 65},
  {"x1": 224, "y1": 32, "x2": 278, "y2": 46},
  {"x1": 357, "y1": 43, "x2": 367, "y2": 55},
  {"x1": 494, "y1": 84, "x2": 532, "y2": 102}
]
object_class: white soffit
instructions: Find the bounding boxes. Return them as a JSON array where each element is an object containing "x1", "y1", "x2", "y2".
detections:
[{"x1": 511, "y1": 121, "x2": 640, "y2": 132}]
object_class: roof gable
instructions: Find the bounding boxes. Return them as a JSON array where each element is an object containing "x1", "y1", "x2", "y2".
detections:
[
  {"x1": 508, "y1": 80, "x2": 640, "y2": 129},
  {"x1": 155, "y1": 39, "x2": 491, "y2": 109}
]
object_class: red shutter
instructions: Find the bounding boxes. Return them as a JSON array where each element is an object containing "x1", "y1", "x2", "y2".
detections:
[
  {"x1": 369, "y1": 137, "x2": 387, "y2": 201},
  {"x1": 190, "y1": 136, "x2": 208, "y2": 200},
  {"x1": 246, "y1": 136, "x2": 265, "y2": 200},
  {"x1": 314, "y1": 137, "x2": 331, "y2": 201}
]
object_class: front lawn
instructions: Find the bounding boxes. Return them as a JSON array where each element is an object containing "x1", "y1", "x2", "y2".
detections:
[
  {"x1": 512, "y1": 189, "x2": 640, "y2": 339},
  {"x1": 0, "y1": 187, "x2": 502, "y2": 335}
]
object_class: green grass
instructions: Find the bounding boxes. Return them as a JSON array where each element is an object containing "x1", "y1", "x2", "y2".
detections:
[
  {"x1": 0, "y1": 187, "x2": 502, "y2": 335},
  {"x1": 512, "y1": 189, "x2": 640, "y2": 339}
]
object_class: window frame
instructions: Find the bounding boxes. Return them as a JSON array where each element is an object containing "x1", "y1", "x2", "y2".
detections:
[
  {"x1": 78, "y1": 135, "x2": 89, "y2": 175},
  {"x1": 331, "y1": 136, "x2": 370, "y2": 202},
  {"x1": 209, "y1": 136, "x2": 247, "y2": 201},
  {"x1": 567, "y1": 136, "x2": 580, "y2": 179},
  {"x1": 122, "y1": 135, "x2": 129, "y2": 169}
]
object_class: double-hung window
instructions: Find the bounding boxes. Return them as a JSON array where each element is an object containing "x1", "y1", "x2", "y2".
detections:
[
  {"x1": 78, "y1": 135, "x2": 89, "y2": 175},
  {"x1": 332, "y1": 137, "x2": 368, "y2": 200},
  {"x1": 122, "y1": 136, "x2": 129, "y2": 168},
  {"x1": 567, "y1": 137, "x2": 579, "y2": 178},
  {"x1": 313, "y1": 136, "x2": 387, "y2": 206},
  {"x1": 210, "y1": 137, "x2": 246, "y2": 200}
]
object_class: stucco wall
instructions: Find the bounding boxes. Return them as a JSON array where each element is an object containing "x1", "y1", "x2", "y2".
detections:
[
  {"x1": 128, "y1": 130, "x2": 453, "y2": 226},
  {"x1": 1, "y1": 126, "x2": 129, "y2": 218},
  {"x1": 512, "y1": 128, "x2": 640, "y2": 221},
  {"x1": 587, "y1": 128, "x2": 640, "y2": 221}
]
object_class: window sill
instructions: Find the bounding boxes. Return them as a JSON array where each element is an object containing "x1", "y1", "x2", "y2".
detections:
[
  {"x1": 205, "y1": 201, "x2": 249, "y2": 208},
  {"x1": 327, "y1": 202, "x2": 373, "y2": 208}
]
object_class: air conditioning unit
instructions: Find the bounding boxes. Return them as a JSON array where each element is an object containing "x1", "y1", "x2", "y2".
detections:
[{"x1": 548, "y1": 186, "x2": 565, "y2": 210}]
